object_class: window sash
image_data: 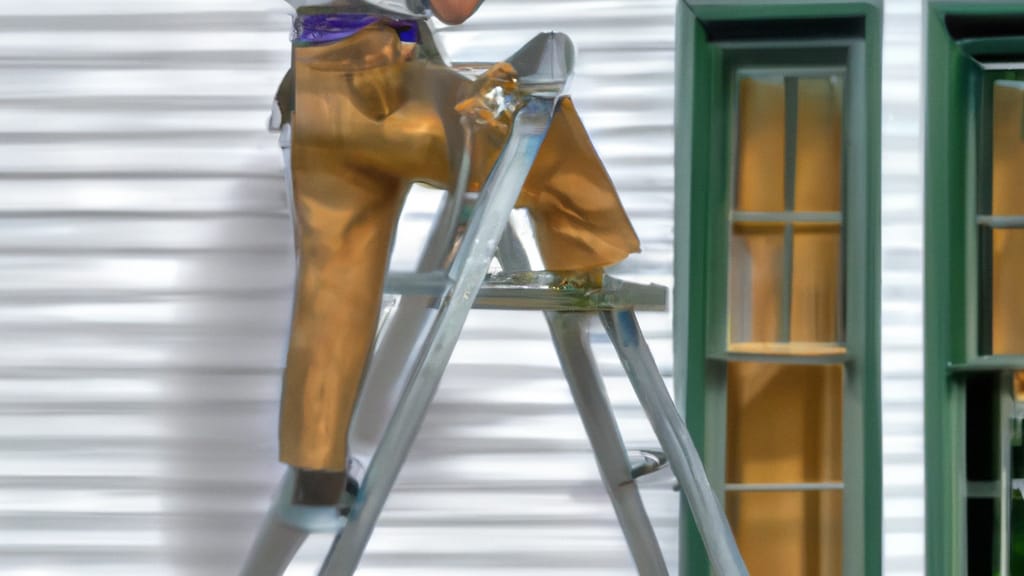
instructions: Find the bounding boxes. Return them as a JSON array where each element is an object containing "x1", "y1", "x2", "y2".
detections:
[
  {"x1": 727, "y1": 69, "x2": 847, "y2": 348},
  {"x1": 978, "y1": 71, "x2": 1024, "y2": 356},
  {"x1": 678, "y1": 18, "x2": 877, "y2": 572}
]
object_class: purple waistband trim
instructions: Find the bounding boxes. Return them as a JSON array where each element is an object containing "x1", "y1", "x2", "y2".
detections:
[{"x1": 295, "y1": 14, "x2": 419, "y2": 44}]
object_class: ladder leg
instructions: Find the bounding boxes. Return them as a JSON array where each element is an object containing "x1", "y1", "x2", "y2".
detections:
[
  {"x1": 599, "y1": 310, "x2": 749, "y2": 576},
  {"x1": 239, "y1": 471, "x2": 312, "y2": 576},
  {"x1": 347, "y1": 190, "x2": 461, "y2": 482},
  {"x1": 546, "y1": 311, "x2": 669, "y2": 575},
  {"x1": 347, "y1": 298, "x2": 437, "y2": 483},
  {"x1": 238, "y1": 514, "x2": 308, "y2": 576},
  {"x1": 495, "y1": 174, "x2": 665, "y2": 572}
]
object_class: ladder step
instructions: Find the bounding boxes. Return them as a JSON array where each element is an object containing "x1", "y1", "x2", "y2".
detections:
[{"x1": 383, "y1": 271, "x2": 668, "y2": 312}]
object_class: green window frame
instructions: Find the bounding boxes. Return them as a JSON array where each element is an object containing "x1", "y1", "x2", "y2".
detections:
[
  {"x1": 676, "y1": 2, "x2": 882, "y2": 575},
  {"x1": 925, "y1": 3, "x2": 1024, "y2": 574}
]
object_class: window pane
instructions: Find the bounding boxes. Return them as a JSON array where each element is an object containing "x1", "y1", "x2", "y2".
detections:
[
  {"x1": 991, "y1": 228, "x2": 1024, "y2": 355},
  {"x1": 963, "y1": 375, "x2": 1019, "y2": 573},
  {"x1": 965, "y1": 375, "x2": 1001, "y2": 483},
  {"x1": 991, "y1": 81, "x2": 1024, "y2": 217},
  {"x1": 736, "y1": 76, "x2": 786, "y2": 212},
  {"x1": 726, "y1": 362, "x2": 843, "y2": 484},
  {"x1": 729, "y1": 222, "x2": 844, "y2": 349},
  {"x1": 967, "y1": 496, "x2": 999, "y2": 576},
  {"x1": 1013, "y1": 493, "x2": 1024, "y2": 574},
  {"x1": 791, "y1": 224, "x2": 843, "y2": 343},
  {"x1": 729, "y1": 223, "x2": 785, "y2": 344},
  {"x1": 726, "y1": 490, "x2": 843, "y2": 576},
  {"x1": 794, "y1": 77, "x2": 844, "y2": 213},
  {"x1": 1014, "y1": 389, "x2": 1024, "y2": 574}
]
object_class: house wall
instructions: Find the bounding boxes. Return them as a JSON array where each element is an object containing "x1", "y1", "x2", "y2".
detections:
[
  {"x1": 0, "y1": 0, "x2": 928, "y2": 573},
  {"x1": 0, "y1": 0, "x2": 679, "y2": 574},
  {"x1": 880, "y1": 1, "x2": 926, "y2": 574}
]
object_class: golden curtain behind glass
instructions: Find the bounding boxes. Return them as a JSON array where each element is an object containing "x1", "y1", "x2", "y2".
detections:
[
  {"x1": 991, "y1": 82, "x2": 1024, "y2": 355},
  {"x1": 730, "y1": 77, "x2": 843, "y2": 351},
  {"x1": 726, "y1": 363, "x2": 844, "y2": 576},
  {"x1": 726, "y1": 76, "x2": 845, "y2": 575}
]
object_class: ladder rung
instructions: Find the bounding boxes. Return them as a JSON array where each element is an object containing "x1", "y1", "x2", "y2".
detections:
[{"x1": 383, "y1": 271, "x2": 668, "y2": 312}]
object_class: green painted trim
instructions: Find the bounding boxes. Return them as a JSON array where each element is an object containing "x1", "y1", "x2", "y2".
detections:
[
  {"x1": 675, "y1": 1, "x2": 882, "y2": 574},
  {"x1": 859, "y1": 9, "x2": 884, "y2": 576},
  {"x1": 674, "y1": 2, "x2": 697, "y2": 423},
  {"x1": 929, "y1": 1, "x2": 1024, "y2": 16},
  {"x1": 924, "y1": 3, "x2": 1024, "y2": 574},
  {"x1": 950, "y1": 356, "x2": 1024, "y2": 373},
  {"x1": 687, "y1": 1, "x2": 876, "y2": 22},
  {"x1": 676, "y1": 5, "x2": 717, "y2": 573},
  {"x1": 924, "y1": 9, "x2": 963, "y2": 574},
  {"x1": 960, "y1": 36, "x2": 1024, "y2": 59},
  {"x1": 674, "y1": 5, "x2": 700, "y2": 573},
  {"x1": 844, "y1": 20, "x2": 884, "y2": 574}
]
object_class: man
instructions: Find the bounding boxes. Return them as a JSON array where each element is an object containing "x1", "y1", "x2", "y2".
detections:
[
  {"x1": 280, "y1": 0, "x2": 639, "y2": 516},
  {"x1": 239, "y1": 3, "x2": 642, "y2": 573}
]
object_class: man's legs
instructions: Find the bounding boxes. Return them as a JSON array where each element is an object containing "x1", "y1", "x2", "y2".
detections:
[
  {"x1": 518, "y1": 97, "x2": 641, "y2": 272},
  {"x1": 281, "y1": 150, "x2": 406, "y2": 474}
]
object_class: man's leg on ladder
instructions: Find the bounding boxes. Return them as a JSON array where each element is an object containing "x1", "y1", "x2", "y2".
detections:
[{"x1": 240, "y1": 110, "x2": 409, "y2": 576}]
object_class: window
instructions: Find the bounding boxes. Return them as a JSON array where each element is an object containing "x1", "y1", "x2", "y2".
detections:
[
  {"x1": 724, "y1": 71, "x2": 847, "y2": 574},
  {"x1": 983, "y1": 79, "x2": 1024, "y2": 356},
  {"x1": 925, "y1": 6, "x2": 1024, "y2": 574},
  {"x1": 729, "y1": 73, "x2": 845, "y2": 354},
  {"x1": 677, "y1": 4, "x2": 881, "y2": 575}
]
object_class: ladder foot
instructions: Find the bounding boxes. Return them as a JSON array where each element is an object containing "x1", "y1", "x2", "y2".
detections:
[{"x1": 274, "y1": 468, "x2": 356, "y2": 533}]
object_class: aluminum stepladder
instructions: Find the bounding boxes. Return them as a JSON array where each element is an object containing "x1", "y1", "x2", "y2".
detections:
[{"x1": 244, "y1": 32, "x2": 748, "y2": 576}]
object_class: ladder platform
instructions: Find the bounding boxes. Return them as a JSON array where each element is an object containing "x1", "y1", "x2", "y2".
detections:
[{"x1": 383, "y1": 271, "x2": 668, "y2": 312}]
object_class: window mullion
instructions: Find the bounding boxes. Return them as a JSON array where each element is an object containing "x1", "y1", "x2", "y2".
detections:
[
  {"x1": 977, "y1": 215, "x2": 1024, "y2": 227},
  {"x1": 780, "y1": 77, "x2": 799, "y2": 343},
  {"x1": 725, "y1": 482, "x2": 845, "y2": 492},
  {"x1": 731, "y1": 210, "x2": 842, "y2": 224}
]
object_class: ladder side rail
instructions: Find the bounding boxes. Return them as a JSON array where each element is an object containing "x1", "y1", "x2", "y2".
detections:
[
  {"x1": 497, "y1": 223, "x2": 669, "y2": 575},
  {"x1": 546, "y1": 311, "x2": 670, "y2": 575},
  {"x1": 347, "y1": 144, "x2": 470, "y2": 483},
  {"x1": 599, "y1": 310, "x2": 749, "y2": 576}
]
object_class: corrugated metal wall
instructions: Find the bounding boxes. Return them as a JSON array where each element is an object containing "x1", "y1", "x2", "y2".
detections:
[{"x1": 0, "y1": 1, "x2": 678, "y2": 574}]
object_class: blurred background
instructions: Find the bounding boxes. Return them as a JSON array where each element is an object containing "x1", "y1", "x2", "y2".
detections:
[{"x1": 0, "y1": 0, "x2": 923, "y2": 574}]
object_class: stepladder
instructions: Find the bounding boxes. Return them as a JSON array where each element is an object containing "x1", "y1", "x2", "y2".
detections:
[{"x1": 241, "y1": 30, "x2": 749, "y2": 576}]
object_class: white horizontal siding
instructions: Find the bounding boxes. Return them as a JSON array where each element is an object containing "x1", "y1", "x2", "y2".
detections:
[
  {"x1": 0, "y1": 1, "x2": 678, "y2": 574},
  {"x1": 2, "y1": 1, "x2": 929, "y2": 573},
  {"x1": 881, "y1": 1, "x2": 925, "y2": 574}
]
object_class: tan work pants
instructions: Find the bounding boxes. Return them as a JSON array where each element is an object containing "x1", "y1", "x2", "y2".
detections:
[{"x1": 280, "y1": 25, "x2": 640, "y2": 471}]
